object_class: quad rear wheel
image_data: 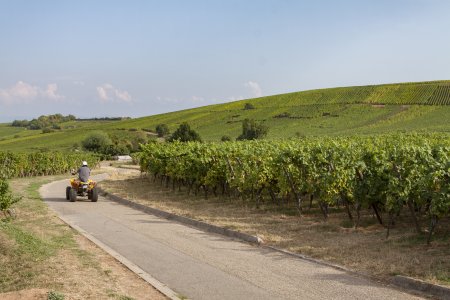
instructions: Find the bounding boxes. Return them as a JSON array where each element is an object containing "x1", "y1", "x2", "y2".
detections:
[
  {"x1": 91, "y1": 187, "x2": 98, "y2": 202},
  {"x1": 69, "y1": 187, "x2": 77, "y2": 202},
  {"x1": 66, "y1": 186, "x2": 71, "y2": 200}
]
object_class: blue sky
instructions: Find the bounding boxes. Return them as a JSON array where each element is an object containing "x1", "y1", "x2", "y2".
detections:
[{"x1": 1, "y1": 0, "x2": 450, "y2": 122}]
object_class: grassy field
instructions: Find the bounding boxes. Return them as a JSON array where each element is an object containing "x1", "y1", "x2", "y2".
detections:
[{"x1": 1, "y1": 80, "x2": 450, "y2": 151}]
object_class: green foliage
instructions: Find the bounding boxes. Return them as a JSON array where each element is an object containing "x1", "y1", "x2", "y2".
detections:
[
  {"x1": 48, "y1": 291, "x2": 65, "y2": 300},
  {"x1": 168, "y1": 123, "x2": 202, "y2": 142},
  {"x1": 0, "y1": 151, "x2": 100, "y2": 178},
  {"x1": 42, "y1": 128, "x2": 55, "y2": 134},
  {"x1": 1, "y1": 81, "x2": 450, "y2": 152},
  {"x1": 82, "y1": 131, "x2": 113, "y2": 152},
  {"x1": 0, "y1": 178, "x2": 20, "y2": 213},
  {"x1": 138, "y1": 134, "x2": 450, "y2": 237},
  {"x1": 155, "y1": 123, "x2": 170, "y2": 137},
  {"x1": 244, "y1": 103, "x2": 255, "y2": 110},
  {"x1": 12, "y1": 114, "x2": 76, "y2": 130},
  {"x1": 237, "y1": 119, "x2": 268, "y2": 140},
  {"x1": 221, "y1": 135, "x2": 232, "y2": 142}
]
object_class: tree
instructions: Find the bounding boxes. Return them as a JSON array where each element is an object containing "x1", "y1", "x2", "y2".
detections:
[
  {"x1": 244, "y1": 103, "x2": 255, "y2": 110},
  {"x1": 168, "y1": 123, "x2": 202, "y2": 142},
  {"x1": 82, "y1": 131, "x2": 112, "y2": 152},
  {"x1": 237, "y1": 119, "x2": 268, "y2": 140},
  {"x1": 155, "y1": 124, "x2": 170, "y2": 137}
]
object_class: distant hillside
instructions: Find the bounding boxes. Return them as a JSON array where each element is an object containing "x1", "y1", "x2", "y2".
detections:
[{"x1": 1, "y1": 80, "x2": 449, "y2": 151}]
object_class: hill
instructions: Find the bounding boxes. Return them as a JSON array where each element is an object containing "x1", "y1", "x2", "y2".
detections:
[{"x1": 1, "y1": 80, "x2": 450, "y2": 151}]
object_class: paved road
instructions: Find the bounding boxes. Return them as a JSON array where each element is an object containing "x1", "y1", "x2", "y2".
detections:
[{"x1": 41, "y1": 175, "x2": 423, "y2": 300}]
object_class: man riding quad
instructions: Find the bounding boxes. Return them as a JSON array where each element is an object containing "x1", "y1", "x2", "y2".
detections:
[
  {"x1": 66, "y1": 161, "x2": 98, "y2": 202},
  {"x1": 77, "y1": 161, "x2": 91, "y2": 182}
]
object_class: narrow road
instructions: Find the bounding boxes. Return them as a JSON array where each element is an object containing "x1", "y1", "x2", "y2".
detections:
[{"x1": 41, "y1": 175, "x2": 422, "y2": 300}]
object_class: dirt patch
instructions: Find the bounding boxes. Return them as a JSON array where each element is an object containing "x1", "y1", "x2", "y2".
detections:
[
  {"x1": 0, "y1": 289, "x2": 48, "y2": 300},
  {"x1": 100, "y1": 172, "x2": 450, "y2": 287}
]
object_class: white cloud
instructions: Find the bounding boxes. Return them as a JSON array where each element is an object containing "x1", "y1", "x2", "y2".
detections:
[
  {"x1": 0, "y1": 81, "x2": 64, "y2": 104},
  {"x1": 244, "y1": 81, "x2": 263, "y2": 97},
  {"x1": 43, "y1": 83, "x2": 64, "y2": 100},
  {"x1": 96, "y1": 83, "x2": 132, "y2": 103}
]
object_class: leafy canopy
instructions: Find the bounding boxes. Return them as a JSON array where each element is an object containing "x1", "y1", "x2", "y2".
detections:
[
  {"x1": 168, "y1": 123, "x2": 202, "y2": 142},
  {"x1": 237, "y1": 118, "x2": 268, "y2": 140}
]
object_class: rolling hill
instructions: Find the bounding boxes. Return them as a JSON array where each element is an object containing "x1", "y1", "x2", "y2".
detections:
[{"x1": 1, "y1": 80, "x2": 450, "y2": 151}]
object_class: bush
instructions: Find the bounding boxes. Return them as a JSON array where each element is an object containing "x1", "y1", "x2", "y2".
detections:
[
  {"x1": 0, "y1": 178, "x2": 20, "y2": 217},
  {"x1": 42, "y1": 128, "x2": 55, "y2": 134},
  {"x1": 168, "y1": 123, "x2": 202, "y2": 142},
  {"x1": 82, "y1": 131, "x2": 112, "y2": 152},
  {"x1": 101, "y1": 144, "x2": 130, "y2": 156},
  {"x1": 221, "y1": 135, "x2": 231, "y2": 142},
  {"x1": 237, "y1": 119, "x2": 268, "y2": 140},
  {"x1": 244, "y1": 103, "x2": 255, "y2": 110},
  {"x1": 155, "y1": 124, "x2": 170, "y2": 137}
]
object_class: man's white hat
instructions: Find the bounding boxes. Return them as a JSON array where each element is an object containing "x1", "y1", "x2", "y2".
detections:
[{"x1": 82, "y1": 161, "x2": 88, "y2": 166}]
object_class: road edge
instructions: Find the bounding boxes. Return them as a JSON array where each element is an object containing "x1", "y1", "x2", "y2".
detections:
[
  {"x1": 53, "y1": 213, "x2": 182, "y2": 300},
  {"x1": 99, "y1": 187, "x2": 263, "y2": 244},
  {"x1": 40, "y1": 181, "x2": 182, "y2": 300},
  {"x1": 99, "y1": 187, "x2": 449, "y2": 300}
]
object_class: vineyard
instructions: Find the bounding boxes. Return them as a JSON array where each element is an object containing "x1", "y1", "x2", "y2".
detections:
[
  {"x1": 253, "y1": 80, "x2": 450, "y2": 106},
  {"x1": 0, "y1": 152, "x2": 100, "y2": 178},
  {"x1": 137, "y1": 134, "x2": 450, "y2": 243}
]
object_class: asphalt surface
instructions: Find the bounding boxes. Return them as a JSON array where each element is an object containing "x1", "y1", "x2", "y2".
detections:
[{"x1": 41, "y1": 174, "x2": 423, "y2": 300}]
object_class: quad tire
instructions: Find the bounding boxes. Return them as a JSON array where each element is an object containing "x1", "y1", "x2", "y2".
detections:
[
  {"x1": 91, "y1": 187, "x2": 98, "y2": 202},
  {"x1": 69, "y1": 188, "x2": 77, "y2": 202},
  {"x1": 66, "y1": 186, "x2": 71, "y2": 200}
]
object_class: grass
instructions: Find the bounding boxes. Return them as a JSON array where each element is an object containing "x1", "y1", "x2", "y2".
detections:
[
  {"x1": 0, "y1": 175, "x2": 166, "y2": 299},
  {"x1": 1, "y1": 80, "x2": 450, "y2": 151},
  {"x1": 101, "y1": 171, "x2": 450, "y2": 287}
]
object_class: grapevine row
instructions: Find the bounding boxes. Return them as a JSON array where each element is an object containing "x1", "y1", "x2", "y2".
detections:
[
  {"x1": 0, "y1": 152, "x2": 100, "y2": 179},
  {"x1": 137, "y1": 134, "x2": 449, "y2": 242}
]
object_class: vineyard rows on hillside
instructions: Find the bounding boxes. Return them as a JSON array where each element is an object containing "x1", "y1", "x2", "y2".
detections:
[
  {"x1": 0, "y1": 152, "x2": 100, "y2": 178},
  {"x1": 250, "y1": 81, "x2": 450, "y2": 106},
  {"x1": 137, "y1": 134, "x2": 450, "y2": 242}
]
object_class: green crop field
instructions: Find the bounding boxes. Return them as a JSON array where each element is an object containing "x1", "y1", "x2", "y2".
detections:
[{"x1": 1, "y1": 80, "x2": 450, "y2": 151}]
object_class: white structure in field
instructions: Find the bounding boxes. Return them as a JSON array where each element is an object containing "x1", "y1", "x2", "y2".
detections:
[{"x1": 116, "y1": 155, "x2": 132, "y2": 162}]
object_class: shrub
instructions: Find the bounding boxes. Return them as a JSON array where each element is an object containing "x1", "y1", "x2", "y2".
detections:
[
  {"x1": 155, "y1": 124, "x2": 170, "y2": 137},
  {"x1": 81, "y1": 131, "x2": 112, "y2": 152},
  {"x1": 237, "y1": 119, "x2": 268, "y2": 140},
  {"x1": 244, "y1": 103, "x2": 255, "y2": 110},
  {"x1": 0, "y1": 178, "x2": 21, "y2": 217},
  {"x1": 168, "y1": 123, "x2": 202, "y2": 142},
  {"x1": 42, "y1": 128, "x2": 55, "y2": 134}
]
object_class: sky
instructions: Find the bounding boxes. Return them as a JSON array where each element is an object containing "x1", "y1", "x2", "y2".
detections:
[{"x1": 1, "y1": 0, "x2": 450, "y2": 122}]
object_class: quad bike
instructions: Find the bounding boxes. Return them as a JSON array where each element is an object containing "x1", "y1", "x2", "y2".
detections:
[{"x1": 66, "y1": 178, "x2": 98, "y2": 202}]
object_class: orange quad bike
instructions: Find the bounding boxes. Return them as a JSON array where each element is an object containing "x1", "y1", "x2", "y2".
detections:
[{"x1": 66, "y1": 179, "x2": 98, "y2": 202}]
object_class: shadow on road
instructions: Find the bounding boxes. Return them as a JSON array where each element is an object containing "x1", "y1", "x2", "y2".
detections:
[{"x1": 44, "y1": 197, "x2": 97, "y2": 203}]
